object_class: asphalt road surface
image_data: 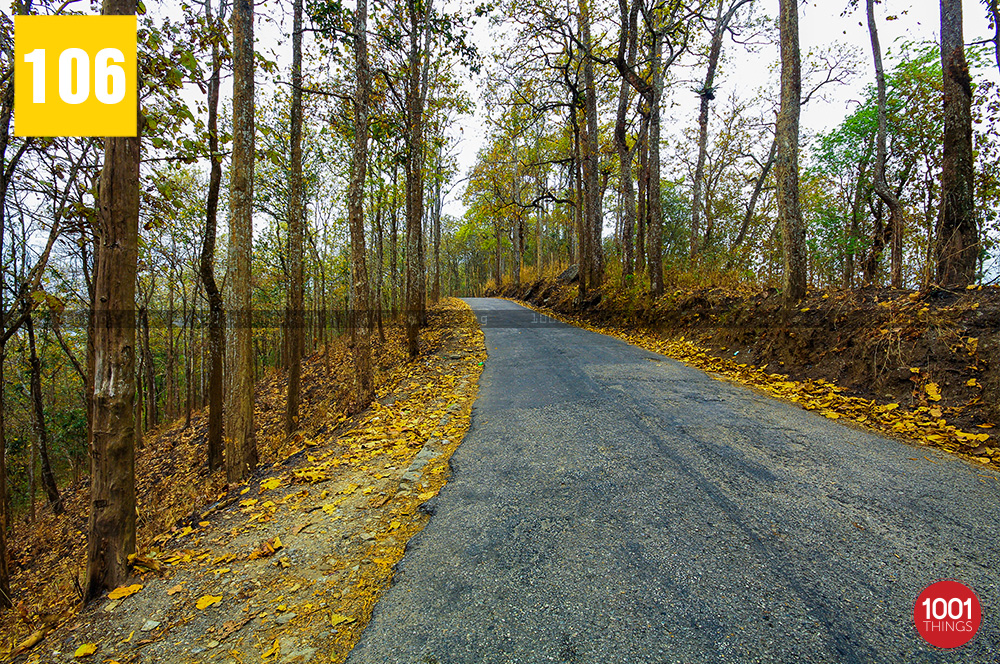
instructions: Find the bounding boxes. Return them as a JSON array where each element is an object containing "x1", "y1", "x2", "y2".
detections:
[{"x1": 348, "y1": 298, "x2": 1000, "y2": 663}]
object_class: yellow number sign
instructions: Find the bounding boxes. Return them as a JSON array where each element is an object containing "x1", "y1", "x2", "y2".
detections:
[{"x1": 14, "y1": 16, "x2": 137, "y2": 137}]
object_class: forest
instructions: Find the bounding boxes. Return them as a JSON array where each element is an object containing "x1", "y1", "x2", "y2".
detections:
[{"x1": 0, "y1": 0, "x2": 998, "y2": 642}]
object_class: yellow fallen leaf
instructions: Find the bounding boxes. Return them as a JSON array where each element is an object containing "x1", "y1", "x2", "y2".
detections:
[
  {"x1": 108, "y1": 584, "x2": 142, "y2": 600},
  {"x1": 330, "y1": 613, "x2": 356, "y2": 627},
  {"x1": 925, "y1": 383, "x2": 942, "y2": 402},
  {"x1": 249, "y1": 535, "x2": 283, "y2": 560},
  {"x1": 74, "y1": 643, "x2": 97, "y2": 658},
  {"x1": 293, "y1": 468, "x2": 327, "y2": 483},
  {"x1": 262, "y1": 638, "x2": 280, "y2": 659},
  {"x1": 128, "y1": 555, "x2": 163, "y2": 573},
  {"x1": 260, "y1": 477, "x2": 283, "y2": 492},
  {"x1": 418, "y1": 491, "x2": 436, "y2": 501},
  {"x1": 966, "y1": 378, "x2": 980, "y2": 388},
  {"x1": 196, "y1": 594, "x2": 222, "y2": 610},
  {"x1": 199, "y1": 521, "x2": 210, "y2": 527},
  {"x1": 799, "y1": 307, "x2": 810, "y2": 312}
]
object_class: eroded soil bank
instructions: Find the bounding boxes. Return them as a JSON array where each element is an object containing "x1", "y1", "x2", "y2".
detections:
[{"x1": 491, "y1": 279, "x2": 999, "y2": 469}]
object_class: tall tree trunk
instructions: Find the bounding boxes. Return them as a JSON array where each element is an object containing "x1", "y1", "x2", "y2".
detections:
[
  {"x1": 692, "y1": 1, "x2": 722, "y2": 260},
  {"x1": 29, "y1": 434, "x2": 36, "y2": 523},
  {"x1": 139, "y1": 306, "x2": 157, "y2": 429},
  {"x1": 184, "y1": 286, "x2": 193, "y2": 429},
  {"x1": 936, "y1": 0, "x2": 978, "y2": 286},
  {"x1": 580, "y1": 0, "x2": 603, "y2": 287},
  {"x1": 201, "y1": 0, "x2": 225, "y2": 471},
  {"x1": 432, "y1": 146, "x2": 442, "y2": 302},
  {"x1": 864, "y1": 161, "x2": 912, "y2": 283},
  {"x1": 26, "y1": 313, "x2": 62, "y2": 514},
  {"x1": 225, "y1": 0, "x2": 257, "y2": 482},
  {"x1": 866, "y1": 0, "x2": 905, "y2": 288},
  {"x1": 494, "y1": 217, "x2": 503, "y2": 285},
  {"x1": 285, "y1": 0, "x2": 305, "y2": 434},
  {"x1": 349, "y1": 0, "x2": 375, "y2": 403},
  {"x1": 512, "y1": 213, "x2": 522, "y2": 286},
  {"x1": 647, "y1": 33, "x2": 665, "y2": 296},
  {"x1": 536, "y1": 201, "x2": 543, "y2": 276},
  {"x1": 390, "y1": 164, "x2": 399, "y2": 318},
  {"x1": 636, "y1": 118, "x2": 648, "y2": 275},
  {"x1": 166, "y1": 278, "x2": 176, "y2": 419},
  {"x1": 375, "y1": 185, "x2": 385, "y2": 343},
  {"x1": 732, "y1": 138, "x2": 776, "y2": 252},
  {"x1": 404, "y1": 0, "x2": 430, "y2": 356},
  {"x1": 86, "y1": 0, "x2": 139, "y2": 603},
  {"x1": 535, "y1": 125, "x2": 544, "y2": 277},
  {"x1": 136, "y1": 349, "x2": 145, "y2": 439},
  {"x1": 844, "y1": 136, "x2": 872, "y2": 287},
  {"x1": 689, "y1": 0, "x2": 753, "y2": 261},
  {"x1": 614, "y1": 0, "x2": 640, "y2": 282},
  {"x1": 987, "y1": 0, "x2": 1000, "y2": 75},
  {"x1": 776, "y1": 0, "x2": 806, "y2": 304},
  {"x1": 0, "y1": 349, "x2": 10, "y2": 609},
  {"x1": 573, "y1": 125, "x2": 589, "y2": 294}
]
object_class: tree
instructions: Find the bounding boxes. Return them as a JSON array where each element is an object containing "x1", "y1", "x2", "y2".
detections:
[
  {"x1": 578, "y1": 0, "x2": 603, "y2": 287},
  {"x1": 286, "y1": 0, "x2": 305, "y2": 433},
  {"x1": 225, "y1": 0, "x2": 258, "y2": 482},
  {"x1": 984, "y1": 0, "x2": 1000, "y2": 75},
  {"x1": 87, "y1": 0, "x2": 140, "y2": 603},
  {"x1": 612, "y1": 0, "x2": 694, "y2": 296},
  {"x1": 937, "y1": 0, "x2": 978, "y2": 286},
  {"x1": 613, "y1": 0, "x2": 641, "y2": 281},
  {"x1": 690, "y1": 0, "x2": 754, "y2": 261},
  {"x1": 864, "y1": 0, "x2": 905, "y2": 287},
  {"x1": 404, "y1": 0, "x2": 433, "y2": 357},
  {"x1": 200, "y1": 0, "x2": 227, "y2": 471},
  {"x1": 348, "y1": 0, "x2": 375, "y2": 404},
  {"x1": 26, "y1": 312, "x2": 62, "y2": 514},
  {"x1": 776, "y1": 0, "x2": 805, "y2": 303}
]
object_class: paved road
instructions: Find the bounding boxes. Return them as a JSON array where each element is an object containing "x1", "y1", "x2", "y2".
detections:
[{"x1": 348, "y1": 298, "x2": 1000, "y2": 663}]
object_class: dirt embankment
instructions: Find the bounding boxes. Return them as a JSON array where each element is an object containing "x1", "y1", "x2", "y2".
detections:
[{"x1": 491, "y1": 278, "x2": 999, "y2": 464}]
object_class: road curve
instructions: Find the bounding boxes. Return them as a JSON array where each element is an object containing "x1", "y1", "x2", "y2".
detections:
[{"x1": 348, "y1": 298, "x2": 1000, "y2": 663}]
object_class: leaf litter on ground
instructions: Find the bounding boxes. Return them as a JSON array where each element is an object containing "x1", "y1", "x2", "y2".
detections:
[{"x1": 2, "y1": 299, "x2": 486, "y2": 664}]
